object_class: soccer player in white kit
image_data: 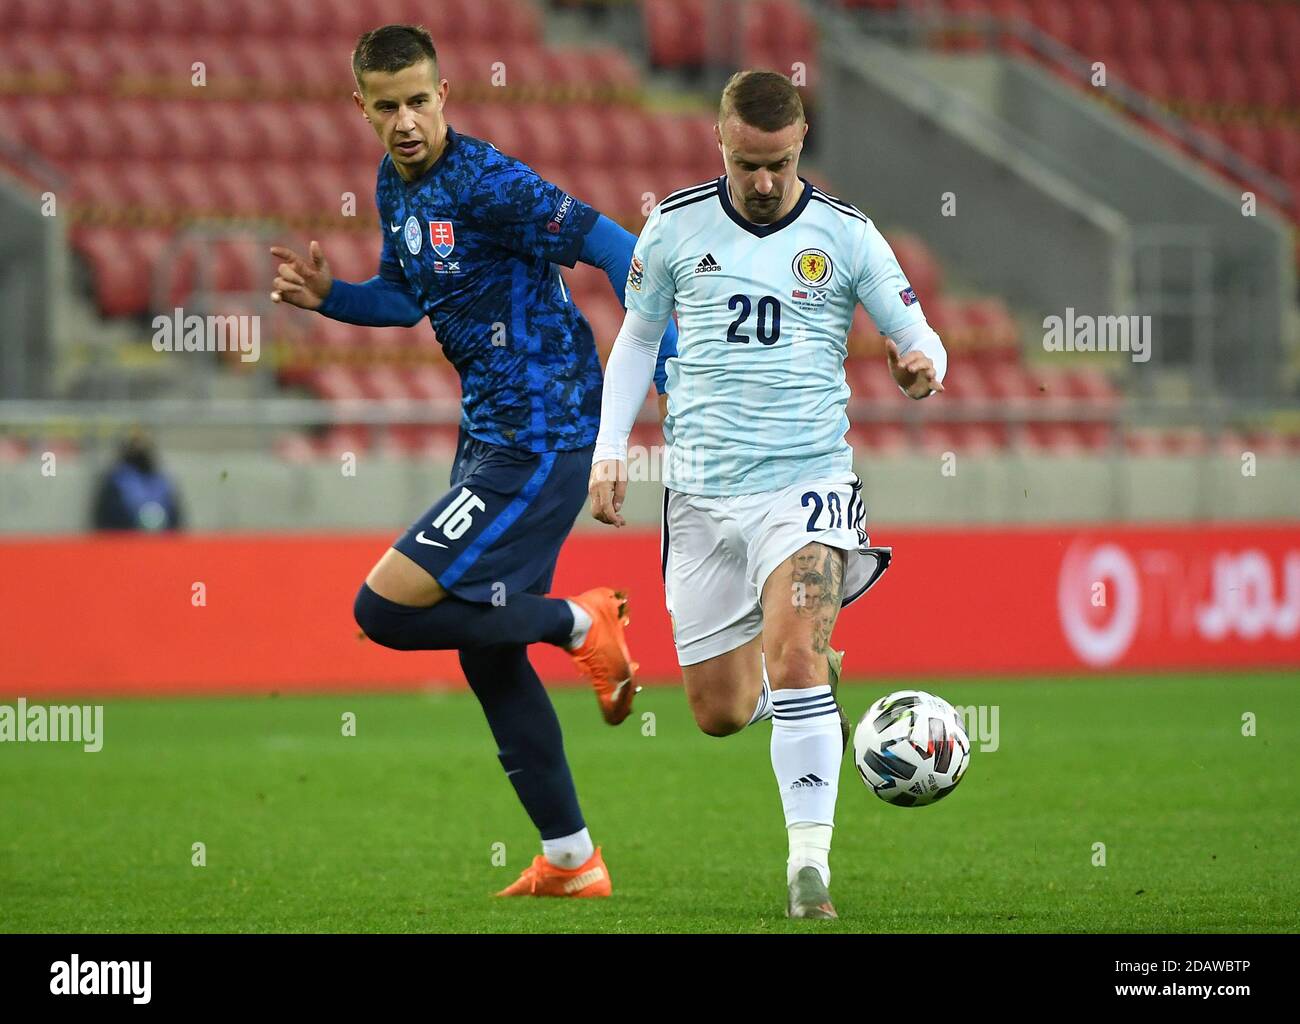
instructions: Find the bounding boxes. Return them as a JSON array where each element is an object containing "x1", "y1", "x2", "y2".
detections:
[{"x1": 589, "y1": 71, "x2": 948, "y2": 918}]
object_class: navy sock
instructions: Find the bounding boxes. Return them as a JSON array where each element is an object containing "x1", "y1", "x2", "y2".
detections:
[
  {"x1": 459, "y1": 645, "x2": 586, "y2": 839},
  {"x1": 353, "y1": 583, "x2": 574, "y2": 651}
]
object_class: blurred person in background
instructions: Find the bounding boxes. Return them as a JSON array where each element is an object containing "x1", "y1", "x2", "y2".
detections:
[{"x1": 91, "y1": 429, "x2": 185, "y2": 532}]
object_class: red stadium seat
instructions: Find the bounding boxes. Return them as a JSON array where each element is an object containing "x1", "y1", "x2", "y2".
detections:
[
  {"x1": 149, "y1": 102, "x2": 216, "y2": 163},
  {"x1": 32, "y1": 99, "x2": 114, "y2": 163},
  {"x1": 406, "y1": 365, "x2": 460, "y2": 404},
  {"x1": 1163, "y1": 427, "x2": 1209, "y2": 455},
  {"x1": 1265, "y1": 127, "x2": 1300, "y2": 181},
  {"x1": 250, "y1": 162, "x2": 319, "y2": 216},
  {"x1": 51, "y1": 36, "x2": 125, "y2": 90},
  {"x1": 952, "y1": 423, "x2": 1005, "y2": 454},
  {"x1": 1108, "y1": 2, "x2": 1154, "y2": 62},
  {"x1": 115, "y1": 162, "x2": 173, "y2": 209},
  {"x1": 848, "y1": 423, "x2": 909, "y2": 455},
  {"x1": 983, "y1": 364, "x2": 1040, "y2": 402},
  {"x1": 1234, "y1": 0, "x2": 1278, "y2": 64},
  {"x1": 565, "y1": 106, "x2": 616, "y2": 169},
  {"x1": 581, "y1": 49, "x2": 641, "y2": 91},
  {"x1": 1124, "y1": 61, "x2": 1169, "y2": 100},
  {"x1": 960, "y1": 297, "x2": 1020, "y2": 358},
  {"x1": 210, "y1": 237, "x2": 266, "y2": 294},
  {"x1": 1207, "y1": 57, "x2": 1251, "y2": 107},
  {"x1": 1148, "y1": 1, "x2": 1197, "y2": 58},
  {"x1": 519, "y1": 106, "x2": 579, "y2": 169},
  {"x1": 465, "y1": 106, "x2": 526, "y2": 160},
  {"x1": 638, "y1": 115, "x2": 700, "y2": 180},
  {"x1": 1190, "y1": 0, "x2": 1236, "y2": 60},
  {"x1": 1122, "y1": 428, "x2": 1164, "y2": 456},
  {"x1": 167, "y1": 163, "x2": 230, "y2": 213},
  {"x1": 74, "y1": 228, "x2": 143, "y2": 317},
  {"x1": 917, "y1": 423, "x2": 960, "y2": 454},
  {"x1": 4, "y1": 0, "x2": 61, "y2": 31},
  {"x1": 1069, "y1": 3, "x2": 1114, "y2": 58},
  {"x1": 203, "y1": 103, "x2": 270, "y2": 163},
  {"x1": 180, "y1": 0, "x2": 240, "y2": 37},
  {"x1": 1279, "y1": 5, "x2": 1300, "y2": 67},
  {"x1": 744, "y1": 1, "x2": 816, "y2": 67},
  {"x1": 646, "y1": 0, "x2": 708, "y2": 69},
  {"x1": 1018, "y1": 423, "x2": 1079, "y2": 454},
  {"x1": 61, "y1": 0, "x2": 113, "y2": 33},
  {"x1": 1245, "y1": 62, "x2": 1291, "y2": 110},
  {"x1": 602, "y1": 109, "x2": 657, "y2": 170},
  {"x1": 1166, "y1": 58, "x2": 1211, "y2": 104}
]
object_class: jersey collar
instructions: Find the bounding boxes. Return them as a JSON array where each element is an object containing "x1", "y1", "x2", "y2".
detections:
[
  {"x1": 716, "y1": 175, "x2": 813, "y2": 237},
  {"x1": 401, "y1": 124, "x2": 459, "y2": 190}
]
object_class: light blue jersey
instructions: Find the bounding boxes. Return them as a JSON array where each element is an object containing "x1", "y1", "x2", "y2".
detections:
[{"x1": 626, "y1": 176, "x2": 925, "y2": 496}]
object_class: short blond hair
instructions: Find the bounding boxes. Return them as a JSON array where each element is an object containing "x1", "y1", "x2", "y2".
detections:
[{"x1": 719, "y1": 70, "x2": 805, "y2": 131}]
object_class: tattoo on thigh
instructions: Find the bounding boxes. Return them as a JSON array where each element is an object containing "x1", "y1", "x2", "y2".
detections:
[{"x1": 789, "y1": 545, "x2": 845, "y2": 654}]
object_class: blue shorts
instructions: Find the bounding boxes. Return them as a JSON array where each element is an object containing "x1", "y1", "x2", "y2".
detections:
[{"x1": 392, "y1": 429, "x2": 593, "y2": 604}]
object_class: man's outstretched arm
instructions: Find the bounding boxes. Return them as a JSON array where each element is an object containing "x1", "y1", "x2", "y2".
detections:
[
  {"x1": 579, "y1": 214, "x2": 677, "y2": 395},
  {"x1": 270, "y1": 240, "x2": 425, "y2": 328}
]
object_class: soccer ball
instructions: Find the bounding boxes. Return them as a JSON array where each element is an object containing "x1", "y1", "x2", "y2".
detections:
[{"x1": 853, "y1": 690, "x2": 970, "y2": 806}]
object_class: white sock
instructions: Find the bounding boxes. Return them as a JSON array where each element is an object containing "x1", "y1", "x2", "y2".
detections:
[
  {"x1": 747, "y1": 653, "x2": 774, "y2": 726},
  {"x1": 770, "y1": 684, "x2": 841, "y2": 885},
  {"x1": 542, "y1": 827, "x2": 594, "y2": 869},
  {"x1": 787, "y1": 823, "x2": 833, "y2": 887},
  {"x1": 565, "y1": 600, "x2": 592, "y2": 651}
]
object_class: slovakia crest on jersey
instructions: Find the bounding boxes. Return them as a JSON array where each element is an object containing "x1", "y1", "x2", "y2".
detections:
[
  {"x1": 403, "y1": 215, "x2": 422, "y2": 255},
  {"x1": 429, "y1": 221, "x2": 456, "y2": 259}
]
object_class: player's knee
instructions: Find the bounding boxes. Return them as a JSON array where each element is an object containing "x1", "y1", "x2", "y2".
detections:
[
  {"x1": 689, "y1": 700, "x2": 748, "y2": 737},
  {"x1": 353, "y1": 582, "x2": 409, "y2": 651}
]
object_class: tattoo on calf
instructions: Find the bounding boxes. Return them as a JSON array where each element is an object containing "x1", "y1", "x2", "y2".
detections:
[{"x1": 789, "y1": 545, "x2": 845, "y2": 654}]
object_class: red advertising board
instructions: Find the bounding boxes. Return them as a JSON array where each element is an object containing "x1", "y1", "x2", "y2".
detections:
[{"x1": 1, "y1": 524, "x2": 1297, "y2": 696}]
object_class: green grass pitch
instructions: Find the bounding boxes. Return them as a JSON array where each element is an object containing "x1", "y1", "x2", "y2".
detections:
[{"x1": 1, "y1": 673, "x2": 1296, "y2": 933}]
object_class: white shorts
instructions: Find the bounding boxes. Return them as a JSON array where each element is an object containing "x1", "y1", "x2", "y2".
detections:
[{"x1": 660, "y1": 472, "x2": 892, "y2": 666}]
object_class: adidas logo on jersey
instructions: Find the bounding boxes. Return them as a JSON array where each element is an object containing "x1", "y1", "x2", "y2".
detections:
[
  {"x1": 694, "y1": 253, "x2": 722, "y2": 274},
  {"x1": 791, "y1": 773, "x2": 829, "y2": 789}
]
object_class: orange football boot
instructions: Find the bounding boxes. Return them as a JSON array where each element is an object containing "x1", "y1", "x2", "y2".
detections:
[
  {"x1": 567, "y1": 587, "x2": 640, "y2": 725},
  {"x1": 494, "y1": 847, "x2": 613, "y2": 898}
]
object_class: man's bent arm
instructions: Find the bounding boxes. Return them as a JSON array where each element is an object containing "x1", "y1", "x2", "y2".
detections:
[
  {"x1": 593, "y1": 308, "x2": 672, "y2": 464},
  {"x1": 318, "y1": 263, "x2": 425, "y2": 328}
]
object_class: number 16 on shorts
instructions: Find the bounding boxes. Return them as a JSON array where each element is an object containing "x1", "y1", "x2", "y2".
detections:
[{"x1": 418, "y1": 487, "x2": 486, "y2": 547}]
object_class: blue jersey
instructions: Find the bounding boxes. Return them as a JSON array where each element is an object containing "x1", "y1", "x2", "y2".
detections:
[{"x1": 375, "y1": 126, "x2": 604, "y2": 453}]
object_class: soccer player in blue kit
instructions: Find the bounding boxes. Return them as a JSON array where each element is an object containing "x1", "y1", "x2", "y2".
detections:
[{"x1": 269, "y1": 24, "x2": 676, "y2": 899}]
